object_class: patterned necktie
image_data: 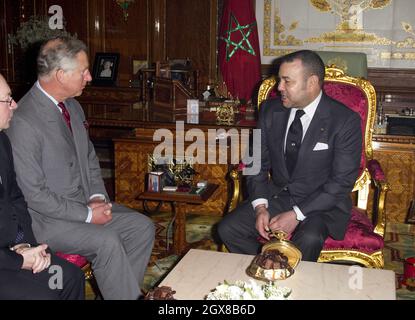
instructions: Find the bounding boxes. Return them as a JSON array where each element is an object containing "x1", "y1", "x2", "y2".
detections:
[
  {"x1": 15, "y1": 224, "x2": 24, "y2": 244},
  {"x1": 285, "y1": 109, "x2": 305, "y2": 176},
  {"x1": 57, "y1": 102, "x2": 72, "y2": 133}
]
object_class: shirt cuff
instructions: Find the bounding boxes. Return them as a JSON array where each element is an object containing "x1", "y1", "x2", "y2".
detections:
[
  {"x1": 89, "y1": 194, "x2": 106, "y2": 201},
  {"x1": 86, "y1": 206, "x2": 92, "y2": 223},
  {"x1": 252, "y1": 198, "x2": 269, "y2": 211},
  {"x1": 293, "y1": 205, "x2": 306, "y2": 221}
]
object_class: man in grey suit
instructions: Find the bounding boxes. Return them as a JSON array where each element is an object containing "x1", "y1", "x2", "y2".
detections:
[
  {"x1": 7, "y1": 37, "x2": 155, "y2": 300},
  {"x1": 218, "y1": 50, "x2": 362, "y2": 261}
]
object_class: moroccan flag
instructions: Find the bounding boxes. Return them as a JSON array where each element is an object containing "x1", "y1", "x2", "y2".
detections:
[{"x1": 218, "y1": 0, "x2": 261, "y2": 102}]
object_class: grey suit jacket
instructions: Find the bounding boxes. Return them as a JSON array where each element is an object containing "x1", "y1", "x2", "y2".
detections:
[
  {"x1": 6, "y1": 84, "x2": 108, "y2": 240},
  {"x1": 248, "y1": 93, "x2": 362, "y2": 239}
]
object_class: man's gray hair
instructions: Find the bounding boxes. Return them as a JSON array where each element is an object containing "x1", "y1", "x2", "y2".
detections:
[{"x1": 37, "y1": 37, "x2": 87, "y2": 78}]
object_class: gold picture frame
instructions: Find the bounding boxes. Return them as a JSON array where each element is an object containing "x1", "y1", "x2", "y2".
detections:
[{"x1": 131, "y1": 57, "x2": 148, "y2": 85}]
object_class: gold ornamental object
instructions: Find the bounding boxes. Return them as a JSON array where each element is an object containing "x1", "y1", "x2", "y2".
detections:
[
  {"x1": 216, "y1": 102, "x2": 236, "y2": 125},
  {"x1": 246, "y1": 231, "x2": 302, "y2": 282}
]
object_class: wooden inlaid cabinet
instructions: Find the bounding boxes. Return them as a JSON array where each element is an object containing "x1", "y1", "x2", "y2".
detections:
[
  {"x1": 114, "y1": 124, "x2": 251, "y2": 216},
  {"x1": 372, "y1": 134, "x2": 415, "y2": 223}
]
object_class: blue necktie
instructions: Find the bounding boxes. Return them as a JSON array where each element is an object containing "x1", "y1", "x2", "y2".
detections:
[{"x1": 15, "y1": 224, "x2": 24, "y2": 244}]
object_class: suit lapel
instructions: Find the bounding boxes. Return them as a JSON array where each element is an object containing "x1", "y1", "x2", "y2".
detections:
[
  {"x1": 0, "y1": 133, "x2": 8, "y2": 198},
  {"x1": 0, "y1": 175, "x2": 4, "y2": 199},
  {"x1": 295, "y1": 95, "x2": 330, "y2": 173},
  {"x1": 273, "y1": 107, "x2": 291, "y2": 178},
  {"x1": 65, "y1": 100, "x2": 90, "y2": 196},
  {"x1": 30, "y1": 86, "x2": 76, "y2": 149}
]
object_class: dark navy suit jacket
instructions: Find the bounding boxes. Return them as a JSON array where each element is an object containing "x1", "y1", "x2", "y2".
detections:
[
  {"x1": 0, "y1": 131, "x2": 37, "y2": 272},
  {"x1": 247, "y1": 93, "x2": 362, "y2": 239}
]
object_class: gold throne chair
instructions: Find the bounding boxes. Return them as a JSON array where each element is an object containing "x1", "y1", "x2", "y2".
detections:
[{"x1": 226, "y1": 66, "x2": 390, "y2": 268}]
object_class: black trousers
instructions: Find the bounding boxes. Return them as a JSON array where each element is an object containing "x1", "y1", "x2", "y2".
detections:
[
  {"x1": 0, "y1": 253, "x2": 84, "y2": 300},
  {"x1": 217, "y1": 197, "x2": 329, "y2": 262}
]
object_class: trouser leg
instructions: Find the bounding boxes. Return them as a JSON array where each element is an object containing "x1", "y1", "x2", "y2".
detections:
[
  {"x1": 217, "y1": 201, "x2": 261, "y2": 255},
  {"x1": 45, "y1": 208, "x2": 155, "y2": 300},
  {"x1": 0, "y1": 254, "x2": 84, "y2": 300},
  {"x1": 290, "y1": 215, "x2": 329, "y2": 262}
]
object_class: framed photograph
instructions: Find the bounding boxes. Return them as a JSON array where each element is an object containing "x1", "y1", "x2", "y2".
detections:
[
  {"x1": 131, "y1": 57, "x2": 148, "y2": 86},
  {"x1": 146, "y1": 172, "x2": 165, "y2": 192},
  {"x1": 92, "y1": 52, "x2": 120, "y2": 86}
]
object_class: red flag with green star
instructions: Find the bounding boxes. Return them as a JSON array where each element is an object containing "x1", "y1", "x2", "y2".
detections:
[{"x1": 219, "y1": 0, "x2": 261, "y2": 102}]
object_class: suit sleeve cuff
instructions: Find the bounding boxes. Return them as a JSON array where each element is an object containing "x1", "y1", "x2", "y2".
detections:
[
  {"x1": 252, "y1": 198, "x2": 268, "y2": 211},
  {"x1": 293, "y1": 205, "x2": 306, "y2": 221},
  {"x1": 86, "y1": 206, "x2": 92, "y2": 223}
]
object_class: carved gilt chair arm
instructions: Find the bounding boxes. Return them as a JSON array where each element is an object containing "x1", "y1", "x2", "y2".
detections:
[
  {"x1": 367, "y1": 159, "x2": 390, "y2": 237},
  {"x1": 228, "y1": 164, "x2": 244, "y2": 213}
]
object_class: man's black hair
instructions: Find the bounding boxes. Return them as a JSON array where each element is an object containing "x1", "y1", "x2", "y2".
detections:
[{"x1": 279, "y1": 50, "x2": 325, "y2": 87}]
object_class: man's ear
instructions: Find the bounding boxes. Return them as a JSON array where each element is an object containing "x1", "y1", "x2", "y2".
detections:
[
  {"x1": 56, "y1": 69, "x2": 66, "y2": 84},
  {"x1": 308, "y1": 74, "x2": 320, "y2": 89}
]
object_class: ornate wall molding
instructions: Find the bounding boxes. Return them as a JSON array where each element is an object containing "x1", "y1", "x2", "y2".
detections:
[{"x1": 256, "y1": 0, "x2": 415, "y2": 68}]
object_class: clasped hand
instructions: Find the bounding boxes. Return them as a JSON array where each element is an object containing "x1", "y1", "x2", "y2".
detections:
[
  {"x1": 89, "y1": 198, "x2": 113, "y2": 225},
  {"x1": 255, "y1": 207, "x2": 299, "y2": 241},
  {"x1": 18, "y1": 244, "x2": 51, "y2": 274}
]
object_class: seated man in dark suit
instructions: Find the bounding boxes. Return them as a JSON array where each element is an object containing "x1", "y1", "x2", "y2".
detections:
[
  {"x1": 0, "y1": 73, "x2": 84, "y2": 300},
  {"x1": 218, "y1": 50, "x2": 362, "y2": 261}
]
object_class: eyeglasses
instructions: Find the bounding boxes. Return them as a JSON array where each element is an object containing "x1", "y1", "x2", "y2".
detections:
[{"x1": 0, "y1": 97, "x2": 14, "y2": 107}]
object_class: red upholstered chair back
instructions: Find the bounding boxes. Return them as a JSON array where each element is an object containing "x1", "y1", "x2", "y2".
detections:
[
  {"x1": 323, "y1": 81, "x2": 368, "y2": 176},
  {"x1": 323, "y1": 68, "x2": 377, "y2": 194}
]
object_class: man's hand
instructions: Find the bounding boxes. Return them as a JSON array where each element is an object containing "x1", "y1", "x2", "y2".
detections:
[
  {"x1": 255, "y1": 206, "x2": 271, "y2": 240},
  {"x1": 268, "y1": 210, "x2": 299, "y2": 236},
  {"x1": 90, "y1": 202, "x2": 113, "y2": 225},
  {"x1": 19, "y1": 244, "x2": 51, "y2": 273}
]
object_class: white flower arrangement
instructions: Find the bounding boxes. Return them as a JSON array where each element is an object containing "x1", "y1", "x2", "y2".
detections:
[{"x1": 206, "y1": 280, "x2": 292, "y2": 300}]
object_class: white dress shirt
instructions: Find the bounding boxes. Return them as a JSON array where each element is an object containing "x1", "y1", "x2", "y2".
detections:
[{"x1": 252, "y1": 91, "x2": 323, "y2": 221}]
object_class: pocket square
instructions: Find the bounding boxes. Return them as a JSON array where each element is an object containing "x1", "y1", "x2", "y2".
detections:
[{"x1": 313, "y1": 142, "x2": 329, "y2": 151}]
